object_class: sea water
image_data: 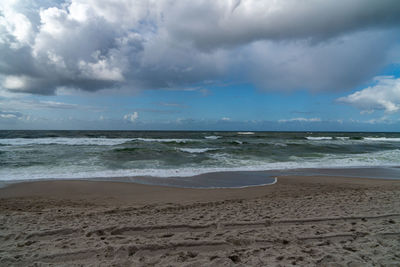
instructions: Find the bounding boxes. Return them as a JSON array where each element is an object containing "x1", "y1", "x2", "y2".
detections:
[{"x1": 1, "y1": 130, "x2": 399, "y2": 183}]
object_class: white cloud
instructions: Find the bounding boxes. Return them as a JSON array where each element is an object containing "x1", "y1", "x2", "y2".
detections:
[
  {"x1": 78, "y1": 57, "x2": 124, "y2": 81},
  {"x1": 0, "y1": 1, "x2": 34, "y2": 48},
  {"x1": 338, "y1": 76, "x2": 400, "y2": 113},
  {"x1": 2, "y1": 75, "x2": 27, "y2": 89},
  {"x1": 364, "y1": 116, "x2": 392, "y2": 124},
  {"x1": 221, "y1": 117, "x2": 231, "y2": 121},
  {"x1": 0, "y1": 98, "x2": 79, "y2": 111},
  {"x1": 0, "y1": 113, "x2": 17, "y2": 119},
  {"x1": 0, "y1": 110, "x2": 23, "y2": 121},
  {"x1": 278, "y1": 117, "x2": 321, "y2": 123},
  {"x1": 123, "y1": 112, "x2": 139, "y2": 122}
]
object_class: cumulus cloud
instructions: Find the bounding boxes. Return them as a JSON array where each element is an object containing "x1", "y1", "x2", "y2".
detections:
[
  {"x1": 0, "y1": 1, "x2": 34, "y2": 49},
  {"x1": 123, "y1": 112, "x2": 139, "y2": 122},
  {"x1": 338, "y1": 76, "x2": 400, "y2": 113},
  {"x1": 0, "y1": 0, "x2": 400, "y2": 95}
]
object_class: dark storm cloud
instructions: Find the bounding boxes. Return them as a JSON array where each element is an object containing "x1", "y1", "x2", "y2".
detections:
[
  {"x1": 0, "y1": 0, "x2": 399, "y2": 95},
  {"x1": 163, "y1": 0, "x2": 400, "y2": 50},
  {"x1": 241, "y1": 29, "x2": 399, "y2": 91}
]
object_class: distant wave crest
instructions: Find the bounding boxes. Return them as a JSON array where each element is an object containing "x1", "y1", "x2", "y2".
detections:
[
  {"x1": 0, "y1": 137, "x2": 131, "y2": 146},
  {"x1": 204, "y1": 136, "x2": 221, "y2": 140},
  {"x1": 178, "y1": 148, "x2": 217, "y2": 153}
]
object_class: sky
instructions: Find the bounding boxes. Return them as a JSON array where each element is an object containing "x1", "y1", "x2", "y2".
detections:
[{"x1": 1, "y1": 0, "x2": 400, "y2": 131}]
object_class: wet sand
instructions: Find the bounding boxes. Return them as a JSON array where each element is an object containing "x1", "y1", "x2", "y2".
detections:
[{"x1": 1, "y1": 175, "x2": 400, "y2": 266}]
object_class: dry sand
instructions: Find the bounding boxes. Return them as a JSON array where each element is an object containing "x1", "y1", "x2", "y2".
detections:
[{"x1": 0, "y1": 175, "x2": 400, "y2": 266}]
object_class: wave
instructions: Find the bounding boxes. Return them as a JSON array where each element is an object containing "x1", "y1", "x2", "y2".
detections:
[
  {"x1": 223, "y1": 140, "x2": 244, "y2": 145},
  {"x1": 1, "y1": 149, "x2": 398, "y2": 181},
  {"x1": 0, "y1": 137, "x2": 199, "y2": 146},
  {"x1": 134, "y1": 138, "x2": 195, "y2": 143},
  {"x1": 274, "y1": 143, "x2": 287, "y2": 147},
  {"x1": 0, "y1": 137, "x2": 132, "y2": 146},
  {"x1": 335, "y1": 136, "x2": 363, "y2": 140},
  {"x1": 306, "y1": 136, "x2": 400, "y2": 142},
  {"x1": 204, "y1": 135, "x2": 221, "y2": 140},
  {"x1": 237, "y1": 132, "x2": 255, "y2": 135},
  {"x1": 178, "y1": 148, "x2": 217, "y2": 153},
  {"x1": 364, "y1": 137, "x2": 400, "y2": 142},
  {"x1": 306, "y1": 137, "x2": 333, "y2": 140}
]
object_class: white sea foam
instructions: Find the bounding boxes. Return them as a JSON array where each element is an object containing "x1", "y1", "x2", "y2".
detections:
[
  {"x1": 134, "y1": 138, "x2": 194, "y2": 143},
  {"x1": 274, "y1": 143, "x2": 287, "y2": 147},
  {"x1": 306, "y1": 137, "x2": 333, "y2": 140},
  {"x1": 364, "y1": 137, "x2": 400, "y2": 142},
  {"x1": 204, "y1": 136, "x2": 221, "y2": 139},
  {"x1": 305, "y1": 136, "x2": 400, "y2": 142},
  {"x1": 0, "y1": 137, "x2": 131, "y2": 146},
  {"x1": 178, "y1": 148, "x2": 217, "y2": 153},
  {"x1": 237, "y1": 132, "x2": 255, "y2": 135},
  {"x1": 0, "y1": 137, "x2": 199, "y2": 146}
]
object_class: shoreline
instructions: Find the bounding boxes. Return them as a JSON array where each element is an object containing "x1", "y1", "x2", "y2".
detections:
[
  {"x1": 1, "y1": 166, "x2": 399, "y2": 190},
  {"x1": 1, "y1": 174, "x2": 400, "y2": 265},
  {"x1": 1, "y1": 173, "x2": 400, "y2": 204}
]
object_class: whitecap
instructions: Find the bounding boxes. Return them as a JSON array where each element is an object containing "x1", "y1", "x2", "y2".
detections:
[
  {"x1": 274, "y1": 143, "x2": 287, "y2": 147},
  {"x1": 134, "y1": 138, "x2": 194, "y2": 143},
  {"x1": 306, "y1": 137, "x2": 333, "y2": 140},
  {"x1": 0, "y1": 137, "x2": 131, "y2": 146},
  {"x1": 364, "y1": 137, "x2": 400, "y2": 142},
  {"x1": 205, "y1": 136, "x2": 221, "y2": 140},
  {"x1": 178, "y1": 148, "x2": 217, "y2": 153}
]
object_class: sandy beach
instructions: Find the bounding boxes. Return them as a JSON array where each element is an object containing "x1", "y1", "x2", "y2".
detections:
[{"x1": 1, "y1": 175, "x2": 400, "y2": 266}]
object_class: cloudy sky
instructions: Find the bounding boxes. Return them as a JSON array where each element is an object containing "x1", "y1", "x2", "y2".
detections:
[{"x1": 1, "y1": 0, "x2": 400, "y2": 131}]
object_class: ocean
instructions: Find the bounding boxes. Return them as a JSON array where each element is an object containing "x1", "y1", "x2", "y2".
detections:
[{"x1": 1, "y1": 130, "x2": 400, "y2": 186}]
